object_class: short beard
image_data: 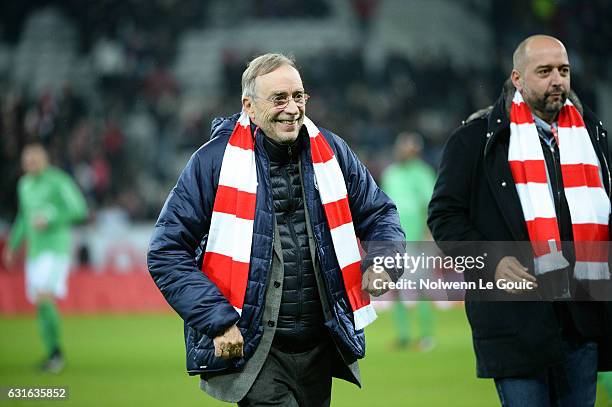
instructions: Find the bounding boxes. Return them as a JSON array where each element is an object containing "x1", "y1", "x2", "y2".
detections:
[{"x1": 527, "y1": 90, "x2": 567, "y2": 117}]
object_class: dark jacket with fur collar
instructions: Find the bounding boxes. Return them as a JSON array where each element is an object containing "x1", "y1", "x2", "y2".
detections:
[{"x1": 428, "y1": 81, "x2": 612, "y2": 378}]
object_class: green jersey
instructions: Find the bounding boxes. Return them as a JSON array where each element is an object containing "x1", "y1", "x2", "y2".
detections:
[
  {"x1": 381, "y1": 158, "x2": 436, "y2": 241},
  {"x1": 8, "y1": 167, "x2": 88, "y2": 260}
]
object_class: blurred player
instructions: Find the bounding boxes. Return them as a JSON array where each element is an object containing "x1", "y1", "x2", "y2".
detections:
[
  {"x1": 3, "y1": 143, "x2": 88, "y2": 373},
  {"x1": 381, "y1": 132, "x2": 436, "y2": 351}
]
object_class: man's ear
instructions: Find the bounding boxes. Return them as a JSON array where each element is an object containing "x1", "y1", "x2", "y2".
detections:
[
  {"x1": 242, "y1": 97, "x2": 256, "y2": 121},
  {"x1": 511, "y1": 69, "x2": 522, "y2": 92}
]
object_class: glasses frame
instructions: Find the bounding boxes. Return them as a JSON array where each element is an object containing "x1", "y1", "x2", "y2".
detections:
[{"x1": 251, "y1": 92, "x2": 310, "y2": 110}]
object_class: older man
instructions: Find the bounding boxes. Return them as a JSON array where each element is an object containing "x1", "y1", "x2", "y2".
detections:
[
  {"x1": 148, "y1": 53, "x2": 404, "y2": 406},
  {"x1": 429, "y1": 35, "x2": 612, "y2": 406}
]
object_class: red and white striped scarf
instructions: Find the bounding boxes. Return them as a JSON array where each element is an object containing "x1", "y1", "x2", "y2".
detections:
[
  {"x1": 201, "y1": 112, "x2": 376, "y2": 330},
  {"x1": 508, "y1": 90, "x2": 610, "y2": 280}
]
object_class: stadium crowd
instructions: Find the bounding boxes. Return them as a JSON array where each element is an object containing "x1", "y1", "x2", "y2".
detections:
[{"x1": 0, "y1": 0, "x2": 610, "y2": 224}]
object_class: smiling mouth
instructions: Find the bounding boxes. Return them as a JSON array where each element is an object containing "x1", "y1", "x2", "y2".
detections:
[{"x1": 277, "y1": 119, "x2": 299, "y2": 125}]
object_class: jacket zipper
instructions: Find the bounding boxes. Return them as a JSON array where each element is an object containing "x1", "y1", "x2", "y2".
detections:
[
  {"x1": 301, "y1": 157, "x2": 335, "y2": 321},
  {"x1": 282, "y1": 165, "x2": 303, "y2": 328}
]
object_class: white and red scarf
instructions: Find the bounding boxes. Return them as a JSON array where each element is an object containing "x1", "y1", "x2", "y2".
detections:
[
  {"x1": 201, "y1": 112, "x2": 377, "y2": 330},
  {"x1": 508, "y1": 90, "x2": 610, "y2": 280}
]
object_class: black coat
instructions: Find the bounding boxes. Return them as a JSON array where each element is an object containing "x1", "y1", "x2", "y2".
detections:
[{"x1": 428, "y1": 82, "x2": 612, "y2": 378}]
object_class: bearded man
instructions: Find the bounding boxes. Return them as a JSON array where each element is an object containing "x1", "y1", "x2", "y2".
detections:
[{"x1": 429, "y1": 35, "x2": 612, "y2": 406}]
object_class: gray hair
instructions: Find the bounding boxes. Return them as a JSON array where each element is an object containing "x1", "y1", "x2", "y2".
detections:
[{"x1": 241, "y1": 53, "x2": 296, "y2": 98}]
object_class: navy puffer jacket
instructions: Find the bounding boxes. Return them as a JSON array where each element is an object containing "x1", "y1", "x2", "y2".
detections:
[{"x1": 147, "y1": 113, "x2": 404, "y2": 375}]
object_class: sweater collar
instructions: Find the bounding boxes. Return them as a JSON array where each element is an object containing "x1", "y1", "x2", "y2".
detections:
[{"x1": 261, "y1": 128, "x2": 304, "y2": 164}]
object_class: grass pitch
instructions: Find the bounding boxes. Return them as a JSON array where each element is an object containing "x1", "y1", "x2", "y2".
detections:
[{"x1": 0, "y1": 307, "x2": 609, "y2": 406}]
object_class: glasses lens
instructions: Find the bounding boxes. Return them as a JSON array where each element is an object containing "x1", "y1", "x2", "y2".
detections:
[
  {"x1": 274, "y1": 98, "x2": 289, "y2": 107},
  {"x1": 266, "y1": 94, "x2": 309, "y2": 108}
]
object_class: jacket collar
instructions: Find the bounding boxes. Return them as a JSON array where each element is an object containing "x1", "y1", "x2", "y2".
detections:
[{"x1": 262, "y1": 129, "x2": 304, "y2": 164}]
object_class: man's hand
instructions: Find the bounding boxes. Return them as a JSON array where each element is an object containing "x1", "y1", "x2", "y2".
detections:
[
  {"x1": 495, "y1": 256, "x2": 538, "y2": 294},
  {"x1": 362, "y1": 266, "x2": 393, "y2": 297},
  {"x1": 213, "y1": 324, "x2": 244, "y2": 359}
]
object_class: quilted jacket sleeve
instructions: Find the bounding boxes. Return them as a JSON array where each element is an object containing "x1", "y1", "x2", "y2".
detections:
[{"x1": 147, "y1": 149, "x2": 240, "y2": 338}]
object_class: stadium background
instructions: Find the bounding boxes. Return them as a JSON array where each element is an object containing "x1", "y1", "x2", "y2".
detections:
[{"x1": 0, "y1": 0, "x2": 611, "y2": 405}]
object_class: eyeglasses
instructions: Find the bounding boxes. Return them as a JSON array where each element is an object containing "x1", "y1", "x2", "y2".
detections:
[{"x1": 252, "y1": 92, "x2": 310, "y2": 109}]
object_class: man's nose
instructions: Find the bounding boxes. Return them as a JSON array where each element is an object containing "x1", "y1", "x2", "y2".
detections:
[
  {"x1": 283, "y1": 98, "x2": 300, "y2": 114},
  {"x1": 550, "y1": 69, "x2": 563, "y2": 85}
]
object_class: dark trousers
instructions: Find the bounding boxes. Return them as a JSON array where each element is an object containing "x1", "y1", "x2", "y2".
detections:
[
  {"x1": 238, "y1": 340, "x2": 333, "y2": 407},
  {"x1": 494, "y1": 340, "x2": 598, "y2": 407}
]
